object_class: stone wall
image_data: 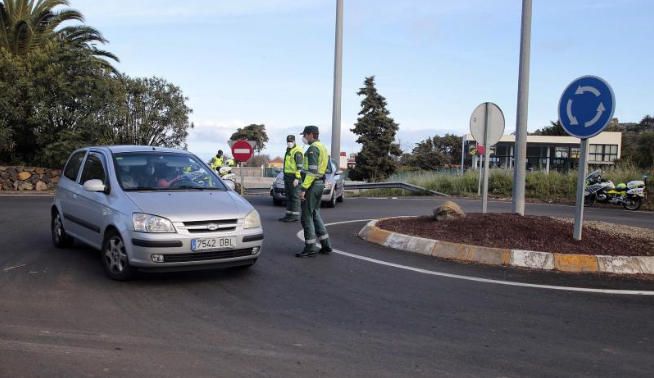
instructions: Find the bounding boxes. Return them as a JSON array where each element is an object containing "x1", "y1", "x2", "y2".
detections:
[{"x1": 0, "y1": 166, "x2": 61, "y2": 191}]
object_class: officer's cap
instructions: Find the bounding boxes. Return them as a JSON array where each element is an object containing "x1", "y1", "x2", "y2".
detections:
[
  {"x1": 300, "y1": 125, "x2": 320, "y2": 135},
  {"x1": 287, "y1": 135, "x2": 295, "y2": 142}
]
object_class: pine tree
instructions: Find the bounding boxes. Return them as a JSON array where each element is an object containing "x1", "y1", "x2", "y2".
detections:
[{"x1": 349, "y1": 76, "x2": 402, "y2": 181}]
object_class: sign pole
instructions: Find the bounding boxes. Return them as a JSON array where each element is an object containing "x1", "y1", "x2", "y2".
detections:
[
  {"x1": 239, "y1": 162, "x2": 245, "y2": 196},
  {"x1": 573, "y1": 139, "x2": 589, "y2": 240},
  {"x1": 460, "y1": 134, "x2": 466, "y2": 176},
  {"x1": 482, "y1": 103, "x2": 490, "y2": 214}
]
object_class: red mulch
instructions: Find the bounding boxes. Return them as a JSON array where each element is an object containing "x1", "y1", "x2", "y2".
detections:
[{"x1": 377, "y1": 214, "x2": 654, "y2": 256}]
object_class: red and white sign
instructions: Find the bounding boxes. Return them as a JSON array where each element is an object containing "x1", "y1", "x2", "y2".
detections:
[{"x1": 231, "y1": 140, "x2": 254, "y2": 163}]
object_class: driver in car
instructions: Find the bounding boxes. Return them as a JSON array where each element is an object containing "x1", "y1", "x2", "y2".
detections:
[{"x1": 156, "y1": 165, "x2": 181, "y2": 188}]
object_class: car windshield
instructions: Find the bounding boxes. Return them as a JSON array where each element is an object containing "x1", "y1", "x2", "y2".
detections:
[{"x1": 113, "y1": 152, "x2": 227, "y2": 191}]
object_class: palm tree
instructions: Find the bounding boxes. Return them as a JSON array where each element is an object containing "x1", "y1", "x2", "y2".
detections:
[{"x1": 0, "y1": 0, "x2": 117, "y2": 66}]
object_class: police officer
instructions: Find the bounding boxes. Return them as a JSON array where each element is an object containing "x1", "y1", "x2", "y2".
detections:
[
  {"x1": 210, "y1": 150, "x2": 224, "y2": 171},
  {"x1": 279, "y1": 135, "x2": 303, "y2": 222},
  {"x1": 296, "y1": 125, "x2": 333, "y2": 258}
]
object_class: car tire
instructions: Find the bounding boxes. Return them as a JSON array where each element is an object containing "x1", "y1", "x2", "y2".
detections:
[
  {"x1": 102, "y1": 231, "x2": 135, "y2": 281},
  {"x1": 337, "y1": 191, "x2": 344, "y2": 203},
  {"x1": 325, "y1": 192, "x2": 337, "y2": 208},
  {"x1": 51, "y1": 211, "x2": 74, "y2": 248}
]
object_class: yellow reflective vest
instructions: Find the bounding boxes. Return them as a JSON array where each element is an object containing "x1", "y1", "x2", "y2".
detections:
[
  {"x1": 301, "y1": 140, "x2": 329, "y2": 190},
  {"x1": 284, "y1": 145, "x2": 304, "y2": 179}
]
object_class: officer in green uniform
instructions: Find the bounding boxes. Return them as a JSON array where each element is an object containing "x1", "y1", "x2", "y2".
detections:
[
  {"x1": 210, "y1": 150, "x2": 224, "y2": 171},
  {"x1": 296, "y1": 126, "x2": 333, "y2": 258},
  {"x1": 279, "y1": 135, "x2": 304, "y2": 222}
]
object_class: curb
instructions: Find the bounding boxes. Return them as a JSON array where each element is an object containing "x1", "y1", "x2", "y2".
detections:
[{"x1": 359, "y1": 219, "x2": 654, "y2": 276}]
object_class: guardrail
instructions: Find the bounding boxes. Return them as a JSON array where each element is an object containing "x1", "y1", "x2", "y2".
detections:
[{"x1": 344, "y1": 182, "x2": 448, "y2": 197}]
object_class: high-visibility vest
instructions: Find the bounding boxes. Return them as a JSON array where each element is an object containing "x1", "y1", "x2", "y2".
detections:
[
  {"x1": 210, "y1": 156, "x2": 224, "y2": 170},
  {"x1": 301, "y1": 140, "x2": 329, "y2": 190},
  {"x1": 284, "y1": 145, "x2": 304, "y2": 177},
  {"x1": 227, "y1": 158, "x2": 236, "y2": 167},
  {"x1": 313, "y1": 141, "x2": 329, "y2": 176}
]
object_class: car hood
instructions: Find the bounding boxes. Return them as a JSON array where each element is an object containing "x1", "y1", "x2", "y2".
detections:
[{"x1": 125, "y1": 191, "x2": 254, "y2": 222}]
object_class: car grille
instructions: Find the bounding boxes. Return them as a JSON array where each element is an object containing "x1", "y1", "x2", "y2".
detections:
[
  {"x1": 182, "y1": 219, "x2": 238, "y2": 234},
  {"x1": 163, "y1": 248, "x2": 253, "y2": 263}
]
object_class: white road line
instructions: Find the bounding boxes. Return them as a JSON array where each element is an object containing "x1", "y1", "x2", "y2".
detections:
[
  {"x1": 3, "y1": 264, "x2": 27, "y2": 272},
  {"x1": 295, "y1": 219, "x2": 654, "y2": 296}
]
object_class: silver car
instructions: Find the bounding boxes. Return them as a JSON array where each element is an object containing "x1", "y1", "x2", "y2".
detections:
[
  {"x1": 51, "y1": 146, "x2": 263, "y2": 280},
  {"x1": 271, "y1": 159, "x2": 345, "y2": 208}
]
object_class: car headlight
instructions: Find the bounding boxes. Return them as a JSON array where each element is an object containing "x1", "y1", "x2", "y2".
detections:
[
  {"x1": 324, "y1": 182, "x2": 333, "y2": 190},
  {"x1": 244, "y1": 210, "x2": 261, "y2": 229},
  {"x1": 133, "y1": 213, "x2": 176, "y2": 233}
]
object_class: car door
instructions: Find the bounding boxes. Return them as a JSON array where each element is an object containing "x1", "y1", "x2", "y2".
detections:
[
  {"x1": 71, "y1": 151, "x2": 111, "y2": 249},
  {"x1": 59, "y1": 150, "x2": 88, "y2": 239}
]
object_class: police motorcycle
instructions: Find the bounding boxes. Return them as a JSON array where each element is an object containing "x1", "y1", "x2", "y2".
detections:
[
  {"x1": 584, "y1": 170, "x2": 648, "y2": 211},
  {"x1": 218, "y1": 166, "x2": 240, "y2": 192}
]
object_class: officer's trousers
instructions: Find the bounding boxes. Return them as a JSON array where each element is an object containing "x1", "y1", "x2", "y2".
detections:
[
  {"x1": 301, "y1": 181, "x2": 328, "y2": 247},
  {"x1": 283, "y1": 174, "x2": 300, "y2": 219}
]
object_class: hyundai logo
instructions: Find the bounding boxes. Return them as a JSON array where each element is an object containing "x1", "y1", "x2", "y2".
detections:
[{"x1": 207, "y1": 223, "x2": 219, "y2": 231}]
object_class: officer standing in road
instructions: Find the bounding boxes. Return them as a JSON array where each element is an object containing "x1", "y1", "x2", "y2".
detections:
[
  {"x1": 210, "y1": 150, "x2": 224, "y2": 171},
  {"x1": 296, "y1": 126, "x2": 333, "y2": 258},
  {"x1": 279, "y1": 135, "x2": 304, "y2": 222}
]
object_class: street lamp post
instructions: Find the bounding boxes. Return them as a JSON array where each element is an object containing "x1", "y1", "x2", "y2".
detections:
[
  {"x1": 512, "y1": 0, "x2": 532, "y2": 216},
  {"x1": 331, "y1": 0, "x2": 344, "y2": 162}
]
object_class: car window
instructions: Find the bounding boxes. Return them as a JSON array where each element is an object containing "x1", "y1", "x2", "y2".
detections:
[
  {"x1": 113, "y1": 152, "x2": 226, "y2": 191},
  {"x1": 63, "y1": 151, "x2": 87, "y2": 181},
  {"x1": 80, "y1": 153, "x2": 107, "y2": 185},
  {"x1": 325, "y1": 160, "x2": 334, "y2": 174}
]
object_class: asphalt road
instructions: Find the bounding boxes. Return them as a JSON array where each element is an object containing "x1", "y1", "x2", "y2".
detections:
[{"x1": 1, "y1": 195, "x2": 653, "y2": 377}]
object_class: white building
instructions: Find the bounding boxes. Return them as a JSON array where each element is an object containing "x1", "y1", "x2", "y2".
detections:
[{"x1": 465, "y1": 132, "x2": 622, "y2": 172}]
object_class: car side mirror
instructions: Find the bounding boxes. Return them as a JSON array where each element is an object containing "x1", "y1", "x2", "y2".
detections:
[{"x1": 83, "y1": 179, "x2": 106, "y2": 193}]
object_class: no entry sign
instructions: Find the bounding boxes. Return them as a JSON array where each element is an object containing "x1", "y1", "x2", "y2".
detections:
[{"x1": 231, "y1": 140, "x2": 254, "y2": 163}]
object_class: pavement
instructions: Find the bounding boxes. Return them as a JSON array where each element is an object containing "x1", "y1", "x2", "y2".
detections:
[{"x1": 1, "y1": 195, "x2": 653, "y2": 377}]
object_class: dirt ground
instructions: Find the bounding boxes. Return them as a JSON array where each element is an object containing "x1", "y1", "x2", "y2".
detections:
[{"x1": 377, "y1": 214, "x2": 654, "y2": 256}]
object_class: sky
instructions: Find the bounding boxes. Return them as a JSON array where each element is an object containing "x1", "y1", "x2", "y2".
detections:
[{"x1": 72, "y1": 0, "x2": 654, "y2": 161}]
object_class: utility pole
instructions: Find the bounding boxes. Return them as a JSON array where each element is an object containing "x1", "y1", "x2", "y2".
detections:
[
  {"x1": 512, "y1": 0, "x2": 532, "y2": 216},
  {"x1": 330, "y1": 0, "x2": 344, "y2": 161}
]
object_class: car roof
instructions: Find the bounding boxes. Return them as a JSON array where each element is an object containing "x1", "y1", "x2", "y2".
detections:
[{"x1": 84, "y1": 145, "x2": 192, "y2": 155}]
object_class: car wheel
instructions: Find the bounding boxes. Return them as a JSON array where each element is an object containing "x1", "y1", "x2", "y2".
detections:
[
  {"x1": 337, "y1": 191, "x2": 344, "y2": 203},
  {"x1": 51, "y1": 211, "x2": 74, "y2": 248},
  {"x1": 325, "y1": 192, "x2": 337, "y2": 208},
  {"x1": 102, "y1": 231, "x2": 134, "y2": 281}
]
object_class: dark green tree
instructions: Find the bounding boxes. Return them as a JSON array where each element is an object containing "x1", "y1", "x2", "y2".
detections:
[
  {"x1": 349, "y1": 76, "x2": 401, "y2": 181},
  {"x1": 532, "y1": 121, "x2": 566, "y2": 136},
  {"x1": 230, "y1": 124, "x2": 268, "y2": 152},
  {"x1": 404, "y1": 134, "x2": 462, "y2": 170}
]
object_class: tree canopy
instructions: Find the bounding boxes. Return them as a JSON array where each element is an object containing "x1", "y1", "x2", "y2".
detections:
[
  {"x1": 349, "y1": 76, "x2": 402, "y2": 181},
  {"x1": 0, "y1": 0, "x2": 192, "y2": 167},
  {"x1": 230, "y1": 124, "x2": 268, "y2": 153}
]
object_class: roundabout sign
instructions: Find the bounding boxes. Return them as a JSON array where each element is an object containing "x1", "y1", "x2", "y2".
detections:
[
  {"x1": 558, "y1": 76, "x2": 615, "y2": 139},
  {"x1": 558, "y1": 75, "x2": 615, "y2": 241}
]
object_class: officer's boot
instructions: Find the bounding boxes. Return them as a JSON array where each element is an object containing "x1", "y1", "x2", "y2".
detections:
[
  {"x1": 319, "y1": 237, "x2": 333, "y2": 255},
  {"x1": 295, "y1": 243, "x2": 319, "y2": 258}
]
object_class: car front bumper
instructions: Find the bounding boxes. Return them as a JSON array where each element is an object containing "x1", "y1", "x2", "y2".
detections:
[
  {"x1": 271, "y1": 185, "x2": 334, "y2": 202},
  {"x1": 124, "y1": 228, "x2": 263, "y2": 269}
]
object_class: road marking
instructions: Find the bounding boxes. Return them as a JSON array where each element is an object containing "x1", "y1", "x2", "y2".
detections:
[
  {"x1": 296, "y1": 220, "x2": 654, "y2": 296},
  {"x1": 3, "y1": 264, "x2": 27, "y2": 272}
]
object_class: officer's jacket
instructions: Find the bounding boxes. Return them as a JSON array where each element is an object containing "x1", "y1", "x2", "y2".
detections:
[
  {"x1": 283, "y1": 145, "x2": 304, "y2": 179},
  {"x1": 301, "y1": 140, "x2": 329, "y2": 191}
]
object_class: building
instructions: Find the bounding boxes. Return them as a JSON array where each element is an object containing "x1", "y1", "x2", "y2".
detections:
[
  {"x1": 465, "y1": 132, "x2": 622, "y2": 172},
  {"x1": 339, "y1": 152, "x2": 348, "y2": 170},
  {"x1": 268, "y1": 157, "x2": 283, "y2": 169}
]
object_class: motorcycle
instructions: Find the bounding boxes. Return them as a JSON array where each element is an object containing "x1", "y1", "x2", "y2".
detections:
[
  {"x1": 218, "y1": 166, "x2": 241, "y2": 193},
  {"x1": 584, "y1": 170, "x2": 648, "y2": 211}
]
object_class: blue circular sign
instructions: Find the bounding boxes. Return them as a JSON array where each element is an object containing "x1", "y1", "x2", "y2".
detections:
[{"x1": 558, "y1": 76, "x2": 615, "y2": 139}]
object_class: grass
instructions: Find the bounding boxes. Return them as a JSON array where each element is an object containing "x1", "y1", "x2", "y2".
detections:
[{"x1": 354, "y1": 165, "x2": 654, "y2": 209}]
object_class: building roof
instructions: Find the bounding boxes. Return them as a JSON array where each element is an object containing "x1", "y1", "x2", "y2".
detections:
[{"x1": 465, "y1": 132, "x2": 622, "y2": 145}]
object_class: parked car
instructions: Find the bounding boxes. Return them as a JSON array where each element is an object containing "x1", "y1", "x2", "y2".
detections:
[
  {"x1": 51, "y1": 146, "x2": 263, "y2": 280},
  {"x1": 270, "y1": 159, "x2": 345, "y2": 208}
]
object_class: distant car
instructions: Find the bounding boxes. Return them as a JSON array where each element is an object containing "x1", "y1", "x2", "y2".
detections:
[
  {"x1": 51, "y1": 146, "x2": 263, "y2": 280},
  {"x1": 271, "y1": 159, "x2": 345, "y2": 208}
]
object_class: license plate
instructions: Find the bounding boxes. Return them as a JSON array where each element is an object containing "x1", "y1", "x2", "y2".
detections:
[{"x1": 192, "y1": 237, "x2": 235, "y2": 251}]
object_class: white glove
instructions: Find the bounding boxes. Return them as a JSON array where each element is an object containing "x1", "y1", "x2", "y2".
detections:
[{"x1": 293, "y1": 179, "x2": 299, "y2": 187}]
